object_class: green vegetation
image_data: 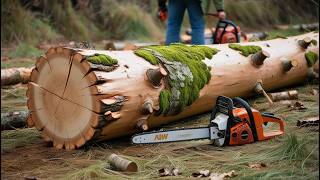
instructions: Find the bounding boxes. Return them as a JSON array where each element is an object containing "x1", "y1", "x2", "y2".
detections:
[
  {"x1": 305, "y1": 51, "x2": 319, "y2": 67},
  {"x1": 8, "y1": 43, "x2": 42, "y2": 59},
  {"x1": 135, "y1": 44, "x2": 218, "y2": 115},
  {"x1": 229, "y1": 44, "x2": 262, "y2": 57},
  {"x1": 86, "y1": 54, "x2": 118, "y2": 66},
  {"x1": 205, "y1": 0, "x2": 319, "y2": 29}
]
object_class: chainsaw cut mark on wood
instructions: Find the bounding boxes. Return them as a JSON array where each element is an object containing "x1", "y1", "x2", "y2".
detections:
[{"x1": 28, "y1": 47, "x2": 126, "y2": 148}]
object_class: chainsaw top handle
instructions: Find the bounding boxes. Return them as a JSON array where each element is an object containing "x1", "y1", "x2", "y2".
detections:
[
  {"x1": 232, "y1": 97, "x2": 259, "y2": 142},
  {"x1": 213, "y1": 19, "x2": 240, "y2": 44}
]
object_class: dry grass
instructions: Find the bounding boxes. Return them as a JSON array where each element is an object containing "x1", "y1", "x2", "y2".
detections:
[{"x1": 1, "y1": 82, "x2": 318, "y2": 179}]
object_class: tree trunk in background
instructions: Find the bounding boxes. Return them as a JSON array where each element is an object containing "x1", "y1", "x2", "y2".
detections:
[
  {"x1": 1, "y1": 67, "x2": 33, "y2": 86},
  {"x1": 1, "y1": 111, "x2": 29, "y2": 130},
  {"x1": 26, "y1": 32, "x2": 319, "y2": 149}
]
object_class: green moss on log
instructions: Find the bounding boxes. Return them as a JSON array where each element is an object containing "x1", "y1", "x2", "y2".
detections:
[
  {"x1": 229, "y1": 44, "x2": 262, "y2": 57},
  {"x1": 86, "y1": 54, "x2": 118, "y2": 66},
  {"x1": 305, "y1": 51, "x2": 318, "y2": 67},
  {"x1": 134, "y1": 43, "x2": 219, "y2": 115}
]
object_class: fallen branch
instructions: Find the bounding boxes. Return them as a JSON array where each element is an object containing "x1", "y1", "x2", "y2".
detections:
[
  {"x1": 269, "y1": 90, "x2": 298, "y2": 102},
  {"x1": 108, "y1": 154, "x2": 138, "y2": 172},
  {"x1": 1, "y1": 67, "x2": 33, "y2": 86},
  {"x1": 1, "y1": 111, "x2": 29, "y2": 130}
]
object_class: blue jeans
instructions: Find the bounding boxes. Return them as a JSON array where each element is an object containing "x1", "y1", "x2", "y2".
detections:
[{"x1": 166, "y1": 0, "x2": 205, "y2": 45}]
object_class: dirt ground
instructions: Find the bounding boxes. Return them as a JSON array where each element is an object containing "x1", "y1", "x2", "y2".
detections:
[{"x1": 1, "y1": 81, "x2": 319, "y2": 179}]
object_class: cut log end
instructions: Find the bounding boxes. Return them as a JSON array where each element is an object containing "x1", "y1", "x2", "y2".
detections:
[
  {"x1": 146, "y1": 67, "x2": 167, "y2": 87},
  {"x1": 27, "y1": 46, "x2": 118, "y2": 149},
  {"x1": 251, "y1": 50, "x2": 270, "y2": 66}
]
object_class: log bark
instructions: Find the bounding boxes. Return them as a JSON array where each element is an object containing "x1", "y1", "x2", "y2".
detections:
[
  {"x1": 1, "y1": 67, "x2": 33, "y2": 86},
  {"x1": 26, "y1": 32, "x2": 319, "y2": 149},
  {"x1": 1, "y1": 111, "x2": 29, "y2": 130}
]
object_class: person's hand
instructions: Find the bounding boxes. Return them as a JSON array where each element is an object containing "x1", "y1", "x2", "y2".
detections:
[
  {"x1": 217, "y1": 11, "x2": 226, "y2": 20},
  {"x1": 157, "y1": 0, "x2": 168, "y2": 22},
  {"x1": 157, "y1": 8, "x2": 168, "y2": 22}
]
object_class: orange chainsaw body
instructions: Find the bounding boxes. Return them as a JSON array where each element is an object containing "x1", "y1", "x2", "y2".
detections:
[{"x1": 228, "y1": 108, "x2": 285, "y2": 146}]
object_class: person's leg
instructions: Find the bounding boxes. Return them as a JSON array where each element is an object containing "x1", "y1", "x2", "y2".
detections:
[
  {"x1": 187, "y1": 0, "x2": 205, "y2": 45},
  {"x1": 165, "y1": 0, "x2": 186, "y2": 45}
]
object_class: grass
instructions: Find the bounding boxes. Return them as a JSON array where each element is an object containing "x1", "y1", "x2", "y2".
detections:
[
  {"x1": 0, "y1": 84, "x2": 318, "y2": 179},
  {"x1": 1, "y1": 85, "x2": 28, "y2": 112},
  {"x1": 56, "y1": 83, "x2": 319, "y2": 180},
  {"x1": 8, "y1": 43, "x2": 43, "y2": 59},
  {"x1": 1, "y1": 128, "x2": 41, "y2": 153}
]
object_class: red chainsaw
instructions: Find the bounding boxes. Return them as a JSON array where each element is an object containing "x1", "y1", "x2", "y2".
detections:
[
  {"x1": 183, "y1": 13, "x2": 248, "y2": 44},
  {"x1": 132, "y1": 96, "x2": 285, "y2": 146}
]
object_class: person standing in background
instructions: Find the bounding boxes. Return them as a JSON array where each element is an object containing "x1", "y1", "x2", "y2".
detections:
[{"x1": 158, "y1": 0, "x2": 226, "y2": 45}]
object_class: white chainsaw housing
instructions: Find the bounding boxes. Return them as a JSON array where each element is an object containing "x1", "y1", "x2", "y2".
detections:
[{"x1": 211, "y1": 112, "x2": 228, "y2": 146}]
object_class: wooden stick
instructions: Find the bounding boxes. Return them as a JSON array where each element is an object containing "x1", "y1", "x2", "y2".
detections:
[
  {"x1": 254, "y1": 82, "x2": 274, "y2": 104},
  {"x1": 269, "y1": 90, "x2": 298, "y2": 102},
  {"x1": 108, "y1": 154, "x2": 138, "y2": 172},
  {"x1": 1, "y1": 67, "x2": 33, "y2": 86},
  {"x1": 251, "y1": 50, "x2": 270, "y2": 66}
]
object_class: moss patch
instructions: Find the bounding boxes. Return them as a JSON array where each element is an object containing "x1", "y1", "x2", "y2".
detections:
[
  {"x1": 134, "y1": 43, "x2": 218, "y2": 115},
  {"x1": 229, "y1": 44, "x2": 262, "y2": 57},
  {"x1": 86, "y1": 54, "x2": 118, "y2": 66},
  {"x1": 305, "y1": 51, "x2": 318, "y2": 67}
]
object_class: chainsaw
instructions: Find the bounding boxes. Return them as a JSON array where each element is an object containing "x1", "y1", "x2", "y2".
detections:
[
  {"x1": 132, "y1": 96, "x2": 284, "y2": 146},
  {"x1": 183, "y1": 13, "x2": 248, "y2": 44},
  {"x1": 206, "y1": 13, "x2": 248, "y2": 44}
]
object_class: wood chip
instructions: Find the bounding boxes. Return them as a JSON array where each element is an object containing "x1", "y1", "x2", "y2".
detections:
[
  {"x1": 297, "y1": 116, "x2": 319, "y2": 127},
  {"x1": 159, "y1": 168, "x2": 171, "y2": 177},
  {"x1": 192, "y1": 170, "x2": 210, "y2": 177},
  {"x1": 311, "y1": 89, "x2": 319, "y2": 95},
  {"x1": 209, "y1": 170, "x2": 236, "y2": 180},
  {"x1": 289, "y1": 101, "x2": 307, "y2": 110},
  {"x1": 158, "y1": 167, "x2": 180, "y2": 177},
  {"x1": 172, "y1": 168, "x2": 181, "y2": 176},
  {"x1": 248, "y1": 163, "x2": 267, "y2": 170}
]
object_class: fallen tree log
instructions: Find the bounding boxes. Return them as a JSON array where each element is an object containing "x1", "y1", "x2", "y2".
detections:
[
  {"x1": 1, "y1": 111, "x2": 29, "y2": 130},
  {"x1": 1, "y1": 67, "x2": 33, "y2": 86},
  {"x1": 26, "y1": 32, "x2": 319, "y2": 149}
]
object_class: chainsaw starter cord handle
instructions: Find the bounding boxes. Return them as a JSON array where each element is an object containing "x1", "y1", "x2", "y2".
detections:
[{"x1": 232, "y1": 97, "x2": 259, "y2": 142}]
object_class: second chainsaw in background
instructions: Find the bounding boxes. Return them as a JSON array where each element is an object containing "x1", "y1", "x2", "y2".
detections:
[{"x1": 182, "y1": 13, "x2": 248, "y2": 44}]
